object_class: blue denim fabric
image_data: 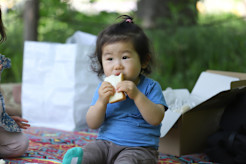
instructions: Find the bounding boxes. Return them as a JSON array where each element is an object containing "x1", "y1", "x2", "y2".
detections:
[{"x1": 0, "y1": 54, "x2": 21, "y2": 132}]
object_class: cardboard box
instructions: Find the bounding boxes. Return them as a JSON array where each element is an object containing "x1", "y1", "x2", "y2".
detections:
[{"x1": 159, "y1": 70, "x2": 246, "y2": 156}]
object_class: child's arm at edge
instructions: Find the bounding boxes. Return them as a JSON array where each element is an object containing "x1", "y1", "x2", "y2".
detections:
[
  {"x1": 134, "y1": 92, "x2": 165, "y2": 126},
  {"x1": 117, "y1": 80, "x2": 165, "y2": 126}
]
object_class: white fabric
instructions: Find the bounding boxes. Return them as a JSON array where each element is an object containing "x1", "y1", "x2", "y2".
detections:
[{"x1": 22, "y1": 32, "x2": 100, "y2": 131}]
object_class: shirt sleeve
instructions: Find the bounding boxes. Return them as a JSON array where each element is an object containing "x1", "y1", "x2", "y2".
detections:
[
  {"x1": 90, "y1": 82, "x2": 101, "y2": 106},
  {"x1": 146, "y1": 81, "x2": 168, "y2": 111}
]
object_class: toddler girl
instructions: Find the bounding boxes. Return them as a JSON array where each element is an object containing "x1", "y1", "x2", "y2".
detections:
[{"x1": 63, "y1": 15, "x2": 168, "y2": 164}]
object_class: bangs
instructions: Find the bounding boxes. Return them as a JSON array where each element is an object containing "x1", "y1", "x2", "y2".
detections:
[{"x1": 101, "y1": 34, "x2": 132, "y2": 47}]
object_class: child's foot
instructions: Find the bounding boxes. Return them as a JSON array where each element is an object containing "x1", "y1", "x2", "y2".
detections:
[{"x1": 62, "y1": 147, "x2": 83, "y2": 164}]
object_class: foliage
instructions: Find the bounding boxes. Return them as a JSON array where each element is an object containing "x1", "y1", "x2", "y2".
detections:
[
  {"x1": 1, "y1": 1, "x2": 246, "y2": 92},
  {"x1": 38, "y1": 0, "x2": 120, "y2": 42},
  {"x1": 149, "y1": 13, "x2": 246, "y2": 91},
  {"x1": 0, "y1": 9, "x2": 23, "y2": 82},
  {"x1": 0, "y1": 0, "x2": 119, "y2": 83}
]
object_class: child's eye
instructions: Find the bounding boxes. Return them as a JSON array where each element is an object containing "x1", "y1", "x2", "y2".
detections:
[
  {"x1": 107, "y1": 58, "x2": 113, "y2": 61},
  {"x1": 122, "y1": 56, "x2": 129, "y2": 59}
]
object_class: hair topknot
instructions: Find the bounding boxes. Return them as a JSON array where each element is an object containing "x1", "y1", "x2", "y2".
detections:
[{"x1": 117, "y1": 15, "x2": 134, "y2": 24}]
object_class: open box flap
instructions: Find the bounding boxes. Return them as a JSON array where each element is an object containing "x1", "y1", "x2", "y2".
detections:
[
  {"x1": 161, "y1": 71, "x2": 241, "y2": 138},
  {"x1": 192, "y1": 86, "x2": 246, "y2": 111},
  {"x1": 160, "y1": 110, "x2": 181, "y2": 137},
  {"x1": 206, "y1": 70, "x2": 246, "y2": 80},
  {"x1": 231, "y1": 80, "x2": 246, "y2": 89},
  {"x1": 191, "y1": 72, "x2": 239, "y2": 100}
]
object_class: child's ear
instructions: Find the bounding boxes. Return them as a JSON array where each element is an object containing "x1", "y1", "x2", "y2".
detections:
[
  {"x1": 141, "y1": 55, "x2": 150, "y2": 69},
  {"x1": 141, "y1": 62, "x2": 148, "y2": 69}
]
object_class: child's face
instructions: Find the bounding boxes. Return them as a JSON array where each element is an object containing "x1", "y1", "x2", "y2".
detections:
[{"x1": 102, "y1": 41, "x2": 142, "y2": 84}]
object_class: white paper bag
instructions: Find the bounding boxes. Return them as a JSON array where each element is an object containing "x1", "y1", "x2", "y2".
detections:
[{"x1": 22, "y1": 38, "x2": 100, "y2": 131}]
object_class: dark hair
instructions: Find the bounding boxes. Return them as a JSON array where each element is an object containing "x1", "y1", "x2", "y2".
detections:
[
  {"x1": 91, "y1": 15, "x2": 153, "y2": 78},
  {"x1": 0, "y1": 8, "x2": 6, "y2": 43}
]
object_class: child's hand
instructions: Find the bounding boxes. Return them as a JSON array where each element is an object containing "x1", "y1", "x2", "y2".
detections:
[
  {"x1": 98, "y1": 81, "x2": 115, "y2": 104},
  {"x1": 10, "y1": 116, "x2": 30, "y2": 129},
  {"x1": 117, "y1": 81, "x2": 139, "y2": 100}
]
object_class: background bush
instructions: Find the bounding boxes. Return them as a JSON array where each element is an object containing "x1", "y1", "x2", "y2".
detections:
[
  {"x1": 149, "y1": 14, "x2": 246, "y2": 91},
  {"x1": 0, "y1": 2, "x2": 246, "y2": 92}
]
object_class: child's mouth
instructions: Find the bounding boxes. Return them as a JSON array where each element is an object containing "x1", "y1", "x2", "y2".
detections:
[{"x1": 115, "y1": 72, "x2": 121, "y2": 76}]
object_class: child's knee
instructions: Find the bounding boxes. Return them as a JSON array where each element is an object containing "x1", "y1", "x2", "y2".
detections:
[
  {"x1": 1, "y1": 134, "x2": 29, "y2": 157},
  {"x1": 12, "y1": 134, "x2": 29, "y2": 156}
]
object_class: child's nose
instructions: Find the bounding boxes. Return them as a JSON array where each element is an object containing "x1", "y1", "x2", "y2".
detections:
[{"x1": 114, "y1": 61, "x2": 123, "y2": 70}]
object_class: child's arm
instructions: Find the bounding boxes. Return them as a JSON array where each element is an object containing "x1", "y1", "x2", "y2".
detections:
[
  {"x1": 117, "y1": 81, "x2": 165, "y2": 126},
  {"x1": 86, "y1": 81, "x2": 115, "y2": 129}
]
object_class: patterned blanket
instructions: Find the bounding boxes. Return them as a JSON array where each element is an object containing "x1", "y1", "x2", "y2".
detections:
[{"x1": 3, "y1": 127, "x2": 213, "y2": 164}]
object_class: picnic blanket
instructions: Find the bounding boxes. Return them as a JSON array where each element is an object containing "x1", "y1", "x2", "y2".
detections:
[{"x1": 3, "y1": 127, "x2": 213, "y2": 164}]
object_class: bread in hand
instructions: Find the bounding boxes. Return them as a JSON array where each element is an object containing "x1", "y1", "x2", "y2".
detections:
[{"x1": 104, "y1": 73, "x2": 126, "y2": 103}]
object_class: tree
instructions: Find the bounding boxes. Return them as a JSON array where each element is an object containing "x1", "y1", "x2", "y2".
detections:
[
  {"x1": 136, "y1": 0, "x2": 198, "y2": 29},
  {"x1": 23, "y1": 0, "x2": 39, "y2": 41}
]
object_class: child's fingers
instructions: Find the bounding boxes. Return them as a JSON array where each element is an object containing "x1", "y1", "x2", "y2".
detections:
[
  {"x1": 101, "y1": 82, "x2": 115, "y2": 95},
  {"x1": 20, "y1": 118, "x2": 29, "y2": 123},
  {"x1": 18, "y1": 122, "x2": 31, "y2": 129},
  {"x1": 11, "y1": 116, "x2": 28, "y2": 122}
]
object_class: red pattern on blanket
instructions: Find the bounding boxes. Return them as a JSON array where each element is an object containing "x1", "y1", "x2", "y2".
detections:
[{"x1": 3, "y1": 127, "x2": 213, "y2": 164}]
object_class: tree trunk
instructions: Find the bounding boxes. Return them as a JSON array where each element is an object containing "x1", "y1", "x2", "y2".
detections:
[
  {"x1": 136, "y1": 0, "x2": 198, "y2": 29},
  {"x1": 24, "y1": 0, "x2": 39, "y2": 41}
]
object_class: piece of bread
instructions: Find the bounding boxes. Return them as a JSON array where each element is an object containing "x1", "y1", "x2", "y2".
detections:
[{"x1": 104, "y1": 73, "x2": 126, "y2": 103}]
